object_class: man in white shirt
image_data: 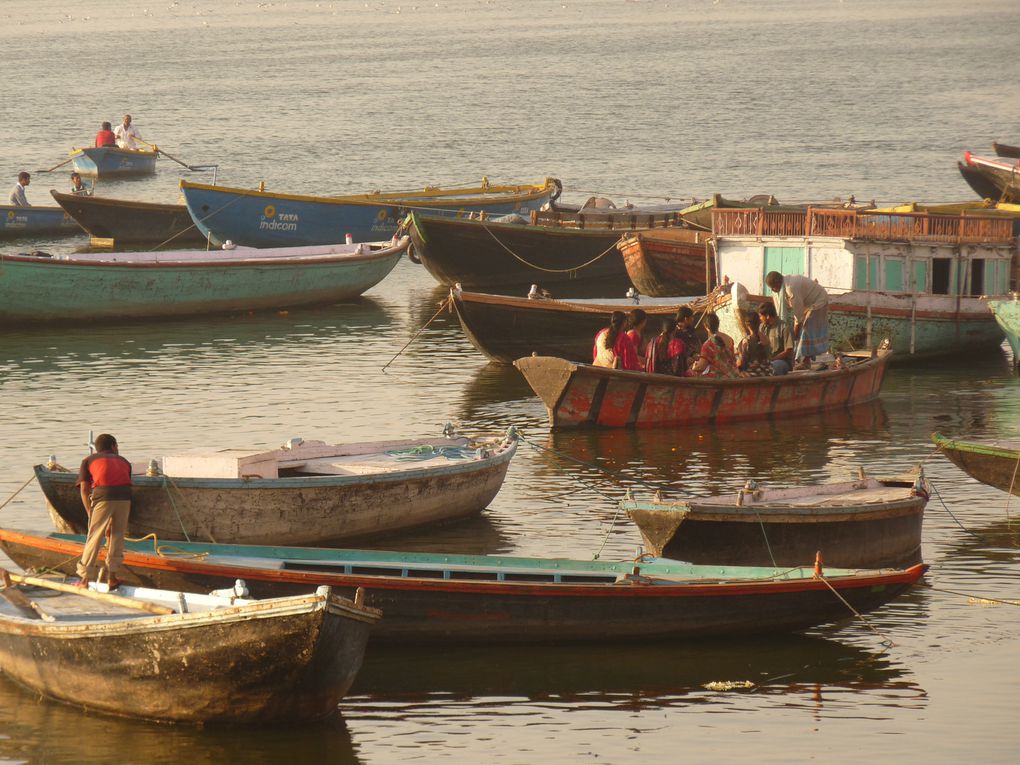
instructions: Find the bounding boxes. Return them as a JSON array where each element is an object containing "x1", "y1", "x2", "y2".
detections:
[
  {"x1": 765, "y1": 271, "x2": 829, "y2": 369},
  {"x1": 114, "y1": 114, "x2": 143, "y2": 150},
  {"x1": 8, "y1": 172, "x2": 30, "y2": 207}
]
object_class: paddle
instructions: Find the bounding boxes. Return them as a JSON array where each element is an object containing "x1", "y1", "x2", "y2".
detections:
[
  {"x1": 133, "y1": 137, "x2": 196, "y2": 171},
  {"x1": 1, "y1": 569, "x2": 174, "y2": 615},
  {"x1": 35, "y1": 156, "x2": 74, "y2": 173}
]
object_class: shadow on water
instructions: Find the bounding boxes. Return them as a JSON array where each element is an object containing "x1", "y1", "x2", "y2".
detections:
[
  {"x1": 0, "y1": 674, "x2": 362, "y2": 765},
  {"x1": 332, "y1": 512, "x2": 515, "y2": 557}
]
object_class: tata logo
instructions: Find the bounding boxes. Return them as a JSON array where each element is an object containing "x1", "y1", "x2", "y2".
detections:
[{"x1": 264, "y1": 204, "x2": 277, "y2": 219}]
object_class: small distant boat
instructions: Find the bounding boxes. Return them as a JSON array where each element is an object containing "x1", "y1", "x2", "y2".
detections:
[
  {"x1": 617, "y1": 227, "x2": 714, "y2": 297},
  {"x1": 623, "y1": 470, "x2": 929, "y2": 569},
  {"x1": 0, "y1": 204, "x2": 83, "y2": 239},
  {"x1": 0, "y1": 575, "x2": 379, "y2": 723},
  {"x1": 0, "y1": 237, "x2": 408, "y2": 324},
  {"x1": 992, "y1": 141, "x2": 1020, "y2": 159},
  {"x1": 958, "y1": 151, "x2": 1020, "y2": 203},
  {"x1": 514, "y1": 349, "x2": 892, "y2": 429},
  {"x1": 70, "y1": 146, "x2": 158, "y2": 177},
  {"x1": 38, "y1": 430, "x2": 519, "y2": 546},
  {"x1": 0, "y1": 527, "x2": 928, "y2": 643},
  {"x1": 50, "y1": 190, "x2": 207, "y2": 246},
  {"x1": 932, "y1": 432, "x2": 1020, "y2": 497},
  {"x1": 987, "y1": 295, "x2": 1020, "y2": 365},
  {"x1": 180, "y1": 177, "x2": 562, "y2": 247}
]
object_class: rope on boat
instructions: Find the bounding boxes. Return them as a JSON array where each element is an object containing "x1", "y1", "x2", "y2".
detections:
[
  {"x1": 479, "y1": 222, "x2": 620, "y2": 274},
  {"x1": 920, "y1": 583, "x2": 1020, "y2": 607},
  {"x1": 817, "y1": 573, "x2": 895, "y2": 648},
  {"x1": 381, "y1": 295, "x2": 452, "y2": 372},
  {"x1": 126, "y1": 532, "x2": 211, "y2": 560},
  {"x1": 0, "y1": 475, "x2": 37, "y2": 512},
  {"x1": 926, "y1": 477, "x2": 1019, "y2": 544},
  {"x1": 158, "y1": 475, "x2": 217, "y2": 544},
  {"x1": 1003, "y1": 450, "x2": 1020, "y2": 524}
]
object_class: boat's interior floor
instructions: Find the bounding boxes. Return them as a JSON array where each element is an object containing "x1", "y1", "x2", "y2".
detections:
[
  {"x1": 695, "y1": 486, "x2": 912, "y2": 509},
  {"x1": 286, "y1": 449, "x2": 483, "y2": 476}
]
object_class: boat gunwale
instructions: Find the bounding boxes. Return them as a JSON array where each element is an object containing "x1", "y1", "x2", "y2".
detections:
[{"x1": 932, "y1": 432, "x2": 1020, "y2": 461}]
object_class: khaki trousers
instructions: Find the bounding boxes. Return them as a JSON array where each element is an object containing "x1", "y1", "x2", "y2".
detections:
[{"x1": 76, "y1": 498, "x2": 131, "y2": 580}]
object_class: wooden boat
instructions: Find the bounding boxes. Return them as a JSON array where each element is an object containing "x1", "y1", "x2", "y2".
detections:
[
  {"x1": 70, "y1": 146, "x2": 158, "y2": 177},
  {"x1": 180, "y1": 177, "x2": 561, "y2": 247},
  {"x1": 0, "y1": 204, "x2": 83, "y2": 239},
  {"x1": 623, "y1": 470, "x2": 929, "y2": 569},
  {"x1": 617, "y1": 227, "x2": 714, "y2": 297},
  {"x1": 450, "y1": 287, "x2": 696, "y2": 364},
  {"x1": 0, "y1": 237, "x2": 408, "y2": 324},
  {"x1": 958, "y1": 151, "x2": 1020, "y2": 203},
  {"x1": 50, "y1": 190, "x2": 207, "y2": 246},
  {"x1": 38, "y1": 431, "x2": 519, "y2": 546},
  {"x1": 932, "y1": 432, "x2": 1020, "y2": 496},
  {"x1": 513, "y1": 349, "x2": 892, "y2": 429},
  {"x1": 0, "y1": 575, "x2": 379, "y2": 723},
  {"x1": 0, "y1": 528, "x2": 928, "y2": 644},
  {"x1": 987, "y1": 295, "x2": 1020, "y2": 365},
  {"x1": 992, "y1": 141, "x2": 1020, "y2": 159}
]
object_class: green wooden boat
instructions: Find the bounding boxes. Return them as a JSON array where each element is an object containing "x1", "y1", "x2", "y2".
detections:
[
  {"x1": 987, "y1": 296, "x2": 1020, "y2": 365},
  {"x1": 932, "y1": 432, "x2": 1020, "y2": 497}
]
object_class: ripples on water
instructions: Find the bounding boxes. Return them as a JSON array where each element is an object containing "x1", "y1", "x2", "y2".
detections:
[{"x1": 2, "y1": 0, "x2": 1020, "y2": 762}]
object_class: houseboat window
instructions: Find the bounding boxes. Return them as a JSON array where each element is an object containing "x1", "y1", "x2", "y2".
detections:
[
  {"x1": 969, "y1": 259, "x2": 985, "y2": 296},
  {"x1": 854, "y1": 255, "x2": 879, "y2": 290},
  {"x1": 932, "y1": 258, "x2": 952, "y2": 294},
  {"x1": 913, "y1": 260, "x2": 928, "y2": 293},
  {"x1": 884, "y1": 258, "x2": 904, "y2": 291}
]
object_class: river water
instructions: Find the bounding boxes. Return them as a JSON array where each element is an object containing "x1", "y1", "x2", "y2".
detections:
[{"x1": 2, "y1": 1, "x2": 1020, "y2": 763}]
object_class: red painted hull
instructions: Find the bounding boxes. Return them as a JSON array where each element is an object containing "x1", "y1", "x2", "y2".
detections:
[{"x1": 617, "y1": 229, "x2": 713, "y2": 297}]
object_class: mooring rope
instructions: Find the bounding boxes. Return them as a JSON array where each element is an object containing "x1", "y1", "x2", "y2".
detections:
[
  {"x1": 0, "y1": 475, "x2": 36, "y2": 512},
  {"x1": 817, "y1": 573, "x2": 895, "y2": 647},
  {"x1": 381, "y1": 295, "x2": 453, "y2": 371},
  {"x1": 479, "y1": 222, "x2": 620, "y2": 274},
  {"x1": 921, "y1": 583, "x2": 1020, "y2": 606}
]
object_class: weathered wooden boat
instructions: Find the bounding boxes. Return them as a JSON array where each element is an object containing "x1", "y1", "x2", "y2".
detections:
[
  {"x1": 0, "y1": 237, "x2": 408, "y2": 324},
  {"x1": 623, "y1": 470, "x2": 929, "y2": 569},
  {"x1": 987, "y1": 295, "x2": 1020, "y2": 364},
  {"x1": 992, "y1": 141, "x2": 1020, "y2": 159},
  {"x1": 513, "y1": 348, "x2": 891, "y2": 429},
  {"x1": 932, "y1": 432, "x2": 1020, "y2": 497},
  {"x1": 450, "y1": 287, "x2": 696, "y2": 364},
  {"x1": 0, "y1": 204, "x2": 84, "y2": 239},
  {"x1": 617, "y1": 227, "x2": 714, "y2": 297},
  {"x1": 958, "y1": 151, "x2": 1020, "y2": 203},
  {"x1": 180, "y1": 177, "x2": 561, "y2": 247},
  {"x1": 710, "y1": 206, "x2": 1014, "y2": 359},
  {"x1": 0, "y1": 528, "x2": 927, "y2": 644},
  {"x1": 70, "y1": 146, "x2": 158, "y2": 177},
  {"x1": 0, "y1": 575, "x2": 379, "y2": 723},
  {"x1": 38, "y1": 430, "x2": 518, "y2": 546},
  {"x1": 50, "y1": 190, "x2": 207, "y2": 246}
]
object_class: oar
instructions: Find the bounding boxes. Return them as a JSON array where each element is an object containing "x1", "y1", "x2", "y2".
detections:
[
  {"x1": 35, "y1": 156, "x2": 75, "y2": 173},
  {"x1": 0, "y1": 575, "x2": 53, "y2": 621},
  {"x1": 1, "y1": 570, "x2": 173, "y2": 615},
  {"x1": 134, "y1": 137, "x2": 196, "y2": 171}
]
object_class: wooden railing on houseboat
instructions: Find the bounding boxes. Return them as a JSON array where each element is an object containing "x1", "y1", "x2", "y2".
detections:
[
  {"x1": 532, "y1": 209, "x2": 684, "y2": 231},
  {"x1": 713, "y1": 208, "x2": 1014, "y2": 244}
]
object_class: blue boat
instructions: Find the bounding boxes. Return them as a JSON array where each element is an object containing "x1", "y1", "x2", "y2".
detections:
[
  {"x1": 180, "y1": 176, "x2": 562, "y2": 247},
  {"x1": 70, "y1": 146, "x2": 158, "y2": 177},
  {"x1": 0, "y1": 205, "x2": 84, "y2": 239}
]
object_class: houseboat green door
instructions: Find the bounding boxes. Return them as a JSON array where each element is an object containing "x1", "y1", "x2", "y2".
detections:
[{"x1": 762, "y1": 247, "x2": 805, "y2": 293}]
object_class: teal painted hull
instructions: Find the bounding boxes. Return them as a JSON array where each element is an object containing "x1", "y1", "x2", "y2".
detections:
[
  {"x1": 988, "y1": 298, "x2": 1020, "y2": 362},
  {"x1": 0, "y1": 205, "x2": 83, "y2": 239},
  {"x1": 0, "y1": 243, "x2": 403, "y2": 323},
  {"x1": 826, "y1": 308, "x2": 1004, "y2": 359}
]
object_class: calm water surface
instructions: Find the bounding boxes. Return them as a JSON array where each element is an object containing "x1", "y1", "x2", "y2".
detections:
[{"x1": 2, "y1": 1, "x2": 1020, "y2": 763}]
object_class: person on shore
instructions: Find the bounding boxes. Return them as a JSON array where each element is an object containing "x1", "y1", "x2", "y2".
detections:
[
  {"x1": 114, "y1": 114, "x2": 143, "y2": 150},
  {"x1": 645, "y1": 317, "x2": 686, "y2": 375},
  {"x1": 8, "y1": 172, "x2": 30, "y2": 207},
  {"x1": 696, "y1": 312, "x2": 739, "y2": 378},
  {"x1": 69, "y1": 172, "x2": 90, "y2": 196},
  {"x1": 75, "y1": 433, "x2": 132, "y2": 590},
  {"x1": 766, "y1": 271, "x2": 829, "y2": 369},
  {"x1": 593, "y1": 311, "x2": 640, "y2": 370},
  {"x1": 758, "y1": 301, "x2": 794, "y2": 375},
  {"x1": 625, "y1": 308, "x2": 650, "y2": 368},
  {"x1": 95, "y1": 121, "x2": 117, "y2": 148}
]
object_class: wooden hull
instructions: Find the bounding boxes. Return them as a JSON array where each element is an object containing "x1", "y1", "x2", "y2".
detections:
[
  {"x1": 37, "y1": 438, "x2": 517, "y2": 545},
  {"x1": 933, "y1": 432, "x2": 1020, "y2": 497},
  {"x1": 617, "y1": 228, "x2": 713, "y2": 297},
  {"x1": 0, "y1": 588, "x2": 377, "y2": 723},
  {"x1": 0, "y1": 205, "x2": 83, "y2": 239},
  {"x1": 959, "y1": 152, "x2": 1020, "y2": 203},
  {"x1": 514, "y1": 351, "x2": 891, "y2": 429},
  {"x1": 0, "y1": 529, "x2": 927, "y2": 644},
  {"x1": 987, "y1": 297, "x2": 1020, "y2": 363},
  {"x1": 625, "y1": 477, "x2": 927, "y2": 569},
  {"x1": 181, "y1": 178, "x2": 558, "y2": 247},
  {"x1": 409, "y1": 212, "x2": 632, "y2": 289},
  {"x1": 50, "y1": 191, "x2": 207, "y2": 245},
  {"x1": 451, "y1": 289, "x2": 687, "y2": 364},
  {"x1": 70, "y1": 147, "x2": 157, "y2": 177},
  {"x1": 0, "y1": 240, "x2": 405, "y2": 324},
  {"x1": 993, "y1": 141, "x2": 1020, "y2": 159}
]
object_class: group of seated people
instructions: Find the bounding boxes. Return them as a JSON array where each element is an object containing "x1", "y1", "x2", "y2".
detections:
[{"x1": 592, "y1": 301, "x2": 797, "y2": 379}]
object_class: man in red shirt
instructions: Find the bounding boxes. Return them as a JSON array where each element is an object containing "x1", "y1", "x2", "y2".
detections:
[
  {"x1": 75, "y1": 433, "x2": 133, "y2": 589},
  {"x1": 94, "y1": 121, "x2": 117, "y2": 148}
]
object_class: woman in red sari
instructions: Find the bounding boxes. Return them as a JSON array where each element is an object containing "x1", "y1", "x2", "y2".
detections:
[{"x1": 645, "y1": 317, "x2": 686, "y2": 375}]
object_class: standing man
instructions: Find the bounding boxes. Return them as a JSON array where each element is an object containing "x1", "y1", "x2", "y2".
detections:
[
  {"x1": 75, "y1": 433, "x2": 133, "y2": 589},
  {"x1": 8, "y1": 172, "x2": 30, "y2": 207},
  {"x1": 114, "y1": 114, "x2": 142, "y2": 150},
  {"x1": 765, "y1": 271, "x2": 829, "y2": 369}
]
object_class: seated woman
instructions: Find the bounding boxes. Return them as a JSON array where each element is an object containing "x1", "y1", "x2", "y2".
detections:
[
  {"x1": 645, "y1": 317, "x2": 685, "y2": 375},
  {"x1": 593, "y1": 311, "x2": 640, "y2": 370},
  {"x1": 625, "y1": 308, "x2": 649, "y2": 369},
  {"x1": 697, "y1": 313, "x2": 739, "y2": 378},
  {"x1": 735, "y1": 310, "x2": 772, "y2": 377}
]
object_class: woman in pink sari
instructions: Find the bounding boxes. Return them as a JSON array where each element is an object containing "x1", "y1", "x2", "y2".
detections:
[{"x1": 697, "y1": 313, "x2": 739, "y2": 378}]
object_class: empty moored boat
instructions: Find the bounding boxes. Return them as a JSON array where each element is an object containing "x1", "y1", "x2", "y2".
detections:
[
  {"x1": 0, "y1": 204, "x2": 83, "y2": 239},
  {"x1": 50, "y1": 190, "x2": 208, "y2": 246},
  {"x1": 932, "y1": 432, "x2": 1020, "y2": 497}
]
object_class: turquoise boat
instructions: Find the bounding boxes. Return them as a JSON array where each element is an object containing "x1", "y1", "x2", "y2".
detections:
[
  {"x1": 180, "y1": 176, "x2": 561, "y2": 247},
  {"x1": 0, "y1": 237, "x2": 408, "y2": 324},
  {"x1": 0, "y1": 205, "x2": 84, "y2": 238},
  {"x1": 70, "y1": 146, "x2": 158, "y2": 177},
  {"x1": 987, "y1": 296, "x2": 1020, "y2": 364}
]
